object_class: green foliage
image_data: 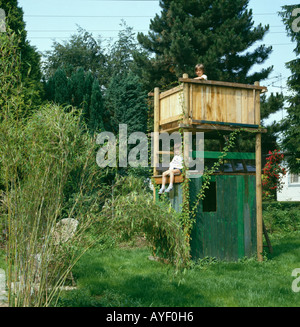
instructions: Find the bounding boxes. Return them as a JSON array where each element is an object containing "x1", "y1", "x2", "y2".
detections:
[
  {"x1": 0, "y1": 101, "x2": 112, "y2": 306},
  {"x1": 43, "y1": 23, "x2": 149, "y2": 135},
  {"x1": 0, "y1": 29, "x2": 23, "y2": 120},
  {"x1": 137, "y1": 0, "x2": 272, "y2": 89},
  {"x1": 0, "y1": 32, "x2": 111, "y2": 305},
  {"x1": 44, "y1": 67, "x2": 106, "y2": 134},
  {"x1": 101, "y1": 175, "x2": 190, "y2": 268},
  {"x1": 43, "y1": 26, "x2": 107, "y2": 84},
  {"x1": 0, "y1": 0, "x2": 43, "y2": 110},
  {"x1": 106, "y1": 20, "x2": 146, "y2": 78},
  {"x1": 279, "y1": 5, "x2": 300, "y2": 174},
  {"x1": 263, "y1": 202, "x2": 300, "y2": 234},
  {"x1": 105, "y1": 72, "x2": 148, "y2": 134},
  {"x1": 262, "y1": 150, "x2": 286, "y2": 200},
  {"x1": 89, "y1": 79, "x2": 106, "y2": 134}
]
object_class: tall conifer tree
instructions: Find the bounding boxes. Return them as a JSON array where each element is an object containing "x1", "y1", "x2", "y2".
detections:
[
  {"x1": 137, "y1": 0, "x2": 273, "y2": 89},
  {"x1": 0, "y1": 0, "x2": 43, "y2": 110},
  {"x1": 279, "y1": 5, "x2": 300, "y2": 173}
]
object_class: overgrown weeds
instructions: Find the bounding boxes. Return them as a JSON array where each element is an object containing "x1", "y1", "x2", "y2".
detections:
[{"x1": 101, "y1": 175, "x2": 190, "y2": 269}]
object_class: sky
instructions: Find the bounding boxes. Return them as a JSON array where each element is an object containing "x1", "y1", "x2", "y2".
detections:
[{"x1": 16, "y1": 0, "x2": 300, "y2": 124}]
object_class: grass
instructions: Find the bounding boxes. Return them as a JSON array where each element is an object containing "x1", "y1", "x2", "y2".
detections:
[{"x1": 56, "y1": 231, "x2": 300, "y2": 307}]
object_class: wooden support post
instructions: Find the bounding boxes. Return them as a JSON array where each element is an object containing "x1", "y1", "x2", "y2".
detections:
[
  {"x1": 254, "y1": 81, "x2": 263, "y2": 261},
  {"x1": 153, "y1": 87, "x2": 160, "y2": 202},
  {"x1": 254, "y1": 81, "x2": 261, "y2": 125},
  {"x1": 182, "y1": 73, "x2": 190, "y2": 125},
  {"x1": 256, "y1": 132, "x2": 263, "y2": 261}
]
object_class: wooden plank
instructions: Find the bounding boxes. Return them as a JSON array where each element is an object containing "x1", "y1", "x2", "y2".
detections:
[
  {"x1": 153, "y1": 87, "x2": 160, "y2": 177},
  {"x1": 190, "y1": 83, "x2": 193, "y2": 120},
  {"x1": 228, "y1": 87, "x2": 237, "y2": 123},
  {"x1": 237, "y1": 176, "x2": 245, "y2": 258},
  {"x1": 254, "y1": 82, "x2": 261, "y2": 125},
  {"x1": 159, "y1": 84, "x2": 183, "y2": 100},
  {"x1": 152, "y1": 175, "x2": 184, "y2": 185},
  {"x1": 171, "y1": 91, "x2": 183, "y2": 117},
  {"x1": 160, "y1": 96, "x2": 168, "y2": 122},
  {"x1": 250, "y1": 176, "x2": 257, "y2": 256},
  {"x1": 214, "y1": 86, "x2": 222, "y2": 123},
  {"x1": 243, "y1": 175, "x2": 255, "y2": 257},
  {"x1": 255, "y1": 133, "x2": 263, "y2": 261},
  {"x1": 192, "y1": 84, "x2": 201, "y2": 120},
  {"x1": 201, "y1": 86, "x2": 206, "y2": 121},
  {"x1": 206, "y1": 86, "x2": 214, "y2": 121},
  {"x1": 178, "y1": 77, "x2": 268, "y2": 92},
  {"x1": 183, "y1": 73, "x2": 190, "y2": 125},
  {"x1": 189, "y1": 120, "x2": 261, "y2": 129},
  {"x1": 178, "y1": 123, "x2": 267, "y2": 135},
  {"x1": 193, "y1": 151, "x2": 255, "y2": 160},
  {"x1": 247, "y1": 89, "x2": 255, "y2": 125},
  {"x1": 240, "y1": 89, "x2": 247, "y2": 124},
  {"x1": 160, "y1": 114, "x2": 182, "y2": 125},
  {"x1": 213, "y1": 172, "x2": 256, "y2": 176},
  {"x1": 235, "y1": 89, "x2": 242, "y2": 124}
]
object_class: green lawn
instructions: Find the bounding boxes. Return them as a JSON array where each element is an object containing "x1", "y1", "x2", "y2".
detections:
[{"x1": 56, "y1": 231, "x2": 300, "y2": 307}]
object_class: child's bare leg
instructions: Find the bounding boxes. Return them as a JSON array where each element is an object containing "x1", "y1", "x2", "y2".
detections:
[
  {"x1": 159, "y1": 170, "x2": 171, "y2": 194},
  {"x1": 162, "y1": 170, "x2": 169, "y2": 187},
  {"x1": 165, "y1": 169, "x2": 178, "y2": 192},
  {"x1": 165, "y1": 169, "x2": 180, "y2": 193}
]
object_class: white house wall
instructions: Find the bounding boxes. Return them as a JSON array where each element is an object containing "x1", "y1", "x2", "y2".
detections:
[{"x1": 277, "y1": 171, "x2": 300, "y2": 202}]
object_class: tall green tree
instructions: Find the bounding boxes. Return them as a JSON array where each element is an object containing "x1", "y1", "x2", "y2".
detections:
[
  {"x1": 279, "y1": 5, "x2": 300, "y2": 173},
  {"x1": 43, "y1": 27, "x2": 107, "y2": 85},
  {"x1": 105, "y1": 72, "x2": 148, "y2": 135},
  {"x1": 0, "y1": 0, "x2": 43, "y2": 110},
  {"x1": 89, "y1": 79, "x2": 106, "y2": 134},
  {"x1": 137, "y1": 0, "x2": 273, "y2": 89},
  {"x1": 260, "y1": 92, "x2": 285, "y2": 163},
  {"x1": 105, "y1": 24, "x2": 149, "y2": 134},
  {"x1": 44, "y1": 68, "x2": 105, "y2": 133}
]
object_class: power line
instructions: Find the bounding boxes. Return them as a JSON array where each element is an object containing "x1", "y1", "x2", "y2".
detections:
[
  {"x1": 27, "y1": 30, "x2": 288, "y2": 34},
  {"x1": 24, "y1": 12, "x2": 280, "y2": 18},
  {"x1": 28, "y1": 29, "x2": 148, "y2": 32},
  {"x1": 24, "y1": 15, "x2": 153, "y2": 18},
  {"x1": 26, "y1": 36, "x2": 294, "y2": 46}
]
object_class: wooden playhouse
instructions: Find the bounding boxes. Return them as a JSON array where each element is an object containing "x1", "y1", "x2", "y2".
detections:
[{"x1": 151, "y1": 74, "x2": 268, "y2": 261}]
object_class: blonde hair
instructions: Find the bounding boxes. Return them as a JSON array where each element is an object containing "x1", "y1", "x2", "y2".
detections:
[
  {"x1": 195, "y1": 64, "x2": 205, "y2": 72},
  {"x1": 174, "y1": 143, "x2": 182, "y2": 151}
]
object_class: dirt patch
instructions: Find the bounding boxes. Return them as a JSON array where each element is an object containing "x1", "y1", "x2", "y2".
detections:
[{"x1": 117, "y1": 235, "x2": 149, "y2": 249}]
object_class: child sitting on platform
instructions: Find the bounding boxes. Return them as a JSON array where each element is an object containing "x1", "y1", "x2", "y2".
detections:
[
  {"x1": 194, "y1": 63, "x2": 208, "y2": 80},
  {"x1": 158, "y1": 143, "x2": 183, "y2": 194}
]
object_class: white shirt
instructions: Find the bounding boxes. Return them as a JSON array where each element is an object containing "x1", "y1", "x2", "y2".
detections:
[
  {"x1": 195, "y1": 74, "x2": 208, "y2": 80},
  {"x1": 169, "y1": 155, "x2": 183, "y2": 170}
]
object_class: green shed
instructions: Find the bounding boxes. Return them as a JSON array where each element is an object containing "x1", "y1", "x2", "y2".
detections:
[{"x1": 157, "y1": 170, "x2": 257, "y2": 261}]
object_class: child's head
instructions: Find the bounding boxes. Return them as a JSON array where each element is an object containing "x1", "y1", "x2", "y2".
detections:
[
  {"x1": 174, "y1": 143, "x2": 182, "y2": 155},
  {"x1": 195, "y1": 63, "x2": 205, "y2": 76}
]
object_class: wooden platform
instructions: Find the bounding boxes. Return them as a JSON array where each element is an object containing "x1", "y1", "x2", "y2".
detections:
[
  {"x1": 153, "y1": 174, "x2": 184, "y2": 185},
  {"x1": 154, "y1": 78, "x2": 267, "y2": 132}
]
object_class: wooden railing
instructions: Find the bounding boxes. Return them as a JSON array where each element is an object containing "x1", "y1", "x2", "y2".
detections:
[{"x1": 156, "y1": 74, "x2": 267, "y2": 131}]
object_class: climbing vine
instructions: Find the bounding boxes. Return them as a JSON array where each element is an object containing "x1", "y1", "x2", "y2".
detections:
[{"x1": 179, "y1": 128, "x2": 242, "y2": 257}]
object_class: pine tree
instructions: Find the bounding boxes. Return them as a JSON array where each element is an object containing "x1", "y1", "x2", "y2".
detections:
[
  {"x1": 43, "y1": 27, "x2": 107, "y2": 86},
  {"x1": 279, "y1": 5, "x2": 300, "y2": 173},
  {"x1": 53, "y1": 68, "x2": 69, "y2": 104},
  {"x1": 106, "y1": 72, "x2": 148, "y2": 135},
  {"x1": 89, "y1": 79, "x2": 105, "y2": 134},
  {"x1": 69, "y1": 68, "x2": 86, "y2": 108},
  {"x1": 137, "y1": 0, "x2": 272, "y2": 89},
  {"x1": 0, "y1": 0, "x2": 43, "y2": 109}
]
